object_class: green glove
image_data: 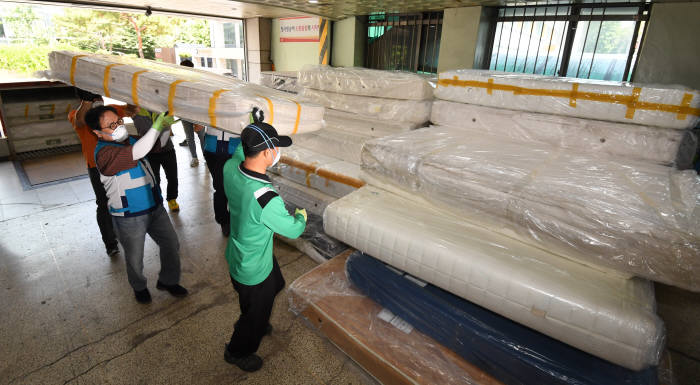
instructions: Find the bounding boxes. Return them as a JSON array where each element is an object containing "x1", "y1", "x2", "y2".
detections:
[
  {"x1": 294, "y1": 208, "x2": 307, "y2": 222},
  {"x1": 152, "y1": 111, "x2": 176, "y2": 131}
]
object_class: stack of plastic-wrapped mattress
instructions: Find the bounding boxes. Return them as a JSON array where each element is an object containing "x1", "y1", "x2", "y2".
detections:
[
  {"x1": 46, "y1": 51, "x2": 325, "y2": 136},
  {"x1": 268, "y1": 66, "x2": 432, "y2": 259},
  {"x1": 2, "y1": 95, "x2": 80, "y2": 152},
  {"x1": 324, "y1": 69, "x2": 700, "y2": 383}
]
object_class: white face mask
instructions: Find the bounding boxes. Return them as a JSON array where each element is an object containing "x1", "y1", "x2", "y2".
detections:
[
  {"x1": 110, "y1": 124, "x2": 129, "y2": 142},
  {"x1": 270, "y1": 147, "x2": 281, "y2": 167}
]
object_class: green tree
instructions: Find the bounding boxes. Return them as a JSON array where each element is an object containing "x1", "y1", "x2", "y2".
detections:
[
  {"x1": 2, "y1": 5, "x2": 49, "y2": 44},
  {"x1": 53, "y1": 9, "x2": 123, "y2": 52}
]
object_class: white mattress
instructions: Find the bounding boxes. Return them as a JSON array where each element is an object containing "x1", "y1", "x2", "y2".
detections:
[
  {"x1": 325, "y1": 109, "x2": 423, "y2": 138},
  {"x1": 2, "y1": 98, "x2": 78, "y2": 122},
  {"x1": 298, "y1": 65, "x2": 434, "y2": 100},
  {"x1": 13, "y1": 132, "x2": 80, "y2": 153},
  {"x1": 293, "y1": 127, "x2": 373, "y2": 164},
  {"x1": 47, "y1": 51, "x2": 325, "y2": 135},
  {"x1": 436, "y1": 69, "x2": 700, "y2": 129},
  {"x1": 270, "y1": 146, "x2": 364, "y2": 199},
  {"x1": 361, "y1": 125, "x2": 700, "y2": 291},
  {"x1": 301, "y1": 88, "x2": 431, "y2": 125},
  {"x1": 270, "y1": 175, "x2": 336, "y2": 217},
  {"x1": 260, "y1": 71, "x2": 299, "y2": 94},
  {"x1": 324, "y1": 186, "x2": 664, "y2": 371},
  {"x1": 7, "y1": 120, "x2": 75, "y2": 140},
  {"x1": 431, "y1": 100, "x2": 697, "y2": 167}
]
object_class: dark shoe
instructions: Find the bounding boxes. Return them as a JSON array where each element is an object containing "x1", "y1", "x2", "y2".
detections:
[
  {"x1": 221, "y1": 223, "x2": 230, "y2": 237},
  {"x1": 107, "y1": 246, "x2": 120, "y2": 258},
  {"x1": 265, "y1": 324, "x2": 273, "y2": 336},
  {"x1": 156, "y1": 281, "x2": 188, "y2": 297},
  {"x1": 179, "y1": 139, "x2": 188, "y2": 147},
  {"x1": 224, "y1": 344, "x2": 262, "y2": 372},
  {"x1": 134, "y1": 288, "x2": 152, "y2": 304}
]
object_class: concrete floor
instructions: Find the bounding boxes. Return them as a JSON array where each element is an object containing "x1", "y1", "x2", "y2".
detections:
[
  {"x1": 1, "y1": 130, "x2": 699, "y2": 384},
  {"x1": 0, "y1": 133, "x2": 379, "y2": 385}
]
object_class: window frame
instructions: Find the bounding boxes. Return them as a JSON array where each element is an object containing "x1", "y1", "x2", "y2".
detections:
[{"x1": 486, "y1": 1, "x2": 651, "y2": 81}]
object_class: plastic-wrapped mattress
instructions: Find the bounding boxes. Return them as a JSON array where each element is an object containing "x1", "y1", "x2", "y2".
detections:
[
  {"x1": 324, "y1": 186, "x2": 664, "y2": 371},
  {"x1": 325, "y1": 109, "x2": 423, "y2": 138},
  {"x1": 2, "y1": 98, "x2": 78, "y2": 126},
  {"x1": 301, "y1": 88, "x2": 431, "y2": 125},
  {"x1": 270, "y1": 146, "x2": 364, "y2": 198},
  {"x1": 431, "y1": 100, "x2": 698, "y2": 167},
  {"x1": 260, "y1": 71, "x2": 299, "y2": 93},
  {"x1": 435, "y1": 69, "x2": 700, "y2": 129},
  {"x1": 346, "y1": 251, "x2": 659, "y2": 384},
  {"x1": 47, "y1": 51, "x2": 324, "y2": 135},
  {"x1": 298, "y1": 65, "x2": 434, "y2": 100},
  {"x1": 293, "y1": 128, "x2": 374, "y2": 164},
  {"x1": 361, "y1": 126, "x2": 700, "y2": 291}
]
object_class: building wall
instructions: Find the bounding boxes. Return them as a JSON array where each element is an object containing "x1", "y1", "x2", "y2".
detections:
[
  {"x1": 634, "y1": 2, "x2": 700, "y2": 89},
  {"x1": 331, "y1": 17, "x2": 365, "y2": 67},
  {"x1": 270, "y1": 18, "x2": 320, "y2": 72},
  {"x1": 437, "y1": 7, "x2": 483, "y2": 73}
]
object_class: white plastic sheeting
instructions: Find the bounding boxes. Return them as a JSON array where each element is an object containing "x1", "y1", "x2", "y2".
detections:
[
  {"x1": 324, "y1": 186, "x2": 664, "y2": 370},
  {"x1": 47, "y1": 51, "x2": 325, "y2": 135},
  {"x1": 361, "y1": 125, "x2": 700, "y2": 291},
  {"x1": 301, "y1": 88, "x2": 431, "y2": 125},
  {"x1": 435, "y1": 69, "x2": 700, "y2": 129},
  {"x1": 430, "y1": 100, "x2": 697, "y2": 167},
  {"x1": 260, "y1": 71, "x2": 299, "y2": 93},
  {"x1": 325, "y1": 109, "x2": 423, "y2": 138},
  {"x1": 298, "y1": 65, "x2": 434, "y2": 100},
  {"x1": 270, "y1": 146, "x2": 364, "y2": 199},
  {"x1": 293, "y1": 127, "x2": 374, "y2": 164}
]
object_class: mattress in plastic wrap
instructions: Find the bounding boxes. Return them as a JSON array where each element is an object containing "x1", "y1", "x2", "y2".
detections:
[
  {"x1": 7, "y1": 120, "x2": 76, "y2": 140},
  {"x1": 298, "y1": 65, "x2": 434, "y2": 100},
  {"x1": 293, "y1": 128, "x2": 374, "y2": 164},
  {"x1": 361, "y1": 126, "x2": 700, "y2": 291},
  {"x1": 47, "y1": 51, "x2": 324, "y2": 135},
  {"x1": 12, "y1": 132, "x2": 81, "y2": 153},
  {"x1": 325, "y1": 109, "x2": 423, "y2": 138},
  {"x1": 270, "y1": 146, "x2": 364, "y2": 199},
  {"x1": 301, "y1": 88, "x2": 431, "y2": 125},
  {"x1": 431, "y1": 100, "x2": 698, "y2": 167},
  {"x1": 346, "y1": 251, "x2": 659, "y2": 384},
  {"x1": 324, "y1": 186, "x2": 664, "y2": 371},
  {"x1": 260, "y1": 71, "x2": 299, "y2": 93},
  {"x1": 2, "y1": 98, "x2": 78, "y2": 126},
  {"x1": 435, "y1": 69, "x2": 700, "y2": 129}
]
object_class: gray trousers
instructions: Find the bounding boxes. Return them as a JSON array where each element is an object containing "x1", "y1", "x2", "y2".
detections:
[
  {"x1": 182, "y1": 120, "x2": 205, "y2": 159},
  {"x1": 112, "y1": 205, "x2": 181, "y2": 291}
]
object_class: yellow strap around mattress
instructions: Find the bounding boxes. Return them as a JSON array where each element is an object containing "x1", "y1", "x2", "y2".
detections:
[
  {"x1": 208, "y1": 89, "x2": 231, "y2": 127},
  {"x1": 103, "y1": 64, "x2": 124, "y2": 97},
  {"x1": 69, "y1": 54, "x2": 88, "y2": 86},
  {"x1": 437, "y1": 76, "x2": 700, "y2": 120},
  {"x1": 256, "y1": 95, "x2": 274, "y2": 125},
  {"x1": 131, "y1": 70, "x2": 149, "y2": 107},
  {"x1": 168, "y1": 80, "x2": 186, "y2": 114}
]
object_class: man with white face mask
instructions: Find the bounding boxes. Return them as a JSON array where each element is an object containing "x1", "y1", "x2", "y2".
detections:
[
  {"x1": 221, "y1": 121, "x2": 307, "y2": 372},
  {"x1": 84, "y1": 105, "x2": 188, "y2": 304}
]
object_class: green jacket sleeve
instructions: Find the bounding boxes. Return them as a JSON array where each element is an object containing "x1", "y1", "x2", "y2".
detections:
[{"x1": 260, "y1": 196, "x2": 306, "y2": 239}]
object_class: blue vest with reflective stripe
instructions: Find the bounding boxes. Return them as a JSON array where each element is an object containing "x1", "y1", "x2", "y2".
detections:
[
  {"x1": 95, "y1": 137, "x2": 162, "y2": 217},
  {"x1": 204, "y1": 126, "x2": 241, "y2": 155}
]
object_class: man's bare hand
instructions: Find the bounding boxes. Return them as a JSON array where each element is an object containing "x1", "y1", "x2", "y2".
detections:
[
  {"x1": 194, "y1": 124, "x2": 204, "y2": 132},
  {"x1": 124, "y1": 104, "x2": 138, "y2": 117}
]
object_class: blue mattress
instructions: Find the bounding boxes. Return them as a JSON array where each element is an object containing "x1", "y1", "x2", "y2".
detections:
[{"x1": 345, "y1": 251, "x2": 658, "y2": 385}]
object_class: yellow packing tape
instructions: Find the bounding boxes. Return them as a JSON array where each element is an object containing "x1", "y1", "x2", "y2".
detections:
[
  {"x1": 208, "y1": 89, "x2": 231, "y2": 127},
  {"x1": 131, "y1": 70, "x2": 149, "y2": 106},
  {"x1": 257, "y1": 95, "x2": 275, "y2": 125},
  {"x1": 168, "y1": 80, "x2": 186, "y2": 114},
  {"x1": 678, "y1": 93, "x2": 695, "y2": 120},
  {"x1": 69, "y1": 54, "x2": 88, "y2": 86},
  {"x1": 103, "y1": 64, "x2": 124, "y2": 97},
  {"x1": 437, "y1": 76, "x2": 700, "y2": 120}
]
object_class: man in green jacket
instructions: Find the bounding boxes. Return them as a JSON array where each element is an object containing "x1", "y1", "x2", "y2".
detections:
[{"x1": 222, "y1": 121, "x2": 307, "y2": 372}]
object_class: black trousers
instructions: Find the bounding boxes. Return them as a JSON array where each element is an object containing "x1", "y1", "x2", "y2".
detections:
[
  {"x1": 204, "y1": 151, "x2": 232, "y2": 225},
  {"x1": 147, "y1": 149, "x2": 178, "y2": 201},
  {"x1": 87, "y1": 167, "x2": 118, "y2": 251},
  {"x1": 227, "y1": 256, "x2": 286, "y2": 358}
]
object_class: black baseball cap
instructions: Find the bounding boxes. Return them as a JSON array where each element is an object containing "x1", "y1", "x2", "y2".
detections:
[{"x1": 241, "y1": 122, "x2": 292, "y2": 151}]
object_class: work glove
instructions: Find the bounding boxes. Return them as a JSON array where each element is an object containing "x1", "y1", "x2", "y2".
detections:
[
  {"x1": 152, "y1": 111, "x2": 177, "y2": 132},
  {"x1": 250, "y1": 106, "x2": 265, "y2": 123},
  {"x1": 294, "y1": 208, "x2": 307, "y2": 222}
]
